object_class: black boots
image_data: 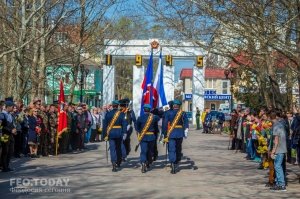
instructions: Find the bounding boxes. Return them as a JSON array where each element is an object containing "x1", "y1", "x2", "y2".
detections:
[
  {"x1": 171, "y1": 163, "x2": 176, "y2": 174},
  {"x1": 112, "y1": 163, "x2": 117, "y2": 172},
  {"x1": 141, "y1": 163, "x2": 147, "y2": 173}
]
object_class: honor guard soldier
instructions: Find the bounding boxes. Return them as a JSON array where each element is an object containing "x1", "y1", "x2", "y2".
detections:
[
  {"x1": 102, "y1": 100, "x2": 127, "y2": 172},
  {"x1": 136, "y1": 104, "x2": 160, "y2": 173},
  {"x1": 119, "y1": 98, "x2": 136, "y2": 157},
  {"x1": 162, "y1": 99, "x2": 189, "y2": 174}
]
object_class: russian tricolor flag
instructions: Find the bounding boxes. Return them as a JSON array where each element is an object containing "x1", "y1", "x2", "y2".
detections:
[{"x1": 153, "y1": 49, "x2": 167, "y2": 108}]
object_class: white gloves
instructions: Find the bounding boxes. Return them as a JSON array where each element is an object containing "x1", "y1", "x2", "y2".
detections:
[
  {"x1": 127, "y1": 125, "x2": 131, "y2": 131},
  {"x1": 123, "y1": 134, "x2": 127, "y2": 141},
  {"x1": 184, "y1": 128, "x2": 189, "y2": 138}
]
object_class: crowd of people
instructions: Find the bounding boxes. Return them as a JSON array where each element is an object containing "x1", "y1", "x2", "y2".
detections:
[
  {"x1": 1, "y1": 95, "x2": 299, "y2": 187},
  {"x1": 199, "y1": 105, "x2": 300, "y2": 191},
  {"x1": 0, "y1": 97, "x2": 105, "y2": 172}
]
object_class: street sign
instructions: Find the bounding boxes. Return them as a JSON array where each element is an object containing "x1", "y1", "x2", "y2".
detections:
[
  {"x1": 185, "y1": 94, "x2": 192, "y2": 100},
  {"x1": 204, "y1": 90, "x2": 216, "y2": 95},
  {"x1": 204, "y1": 95, "x2": 232, "y2": 100}
]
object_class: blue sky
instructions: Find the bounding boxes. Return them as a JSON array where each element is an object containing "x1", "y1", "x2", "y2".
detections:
[{"x1": 174, "y1": 60, "x2": 195, "y2": 82}]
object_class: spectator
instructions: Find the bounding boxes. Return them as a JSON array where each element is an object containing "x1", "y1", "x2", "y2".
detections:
[
  {"x1": 20, "y1": 108, "x2": 30, "y2": 156},
  {"x1": 270, "y1": 110, "x2": 287, "y2": 191},
  {"x1": 1, "y1": 101, "x2": 17, "y2": 172},
  {"x1": 229, "y1": 109, "x2": 238, "y2": 150},
  {"x1": 203, "y1": 108, "x2": 212, "y2": 134},
  {"x1": 28, "y1": 108, "x2": 41, "y2": 158},
  {"x1": 90, "y1": 107, "x2": 101, "y2": 142},
  {"x1": 217, "y1": 109, "x2": 225, "y2": 133},
  {"x1": 196, "y1": 107, "x2": 201, "y2": 130},
  {"x1": 201, "y1": 108, "x2": 207, "y2": 133}
]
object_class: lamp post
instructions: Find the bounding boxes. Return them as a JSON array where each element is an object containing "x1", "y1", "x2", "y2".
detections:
[
  {"x1": 79, "y1": 64, "x2": 90, "y2": 103},
  {"x1": 224, "y1": 68, "x2": 236, "y2": 111}
]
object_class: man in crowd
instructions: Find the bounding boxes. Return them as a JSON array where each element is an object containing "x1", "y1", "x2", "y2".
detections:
[
  {"x1": 33, "y1": 99, "x2": 49, "y2": 157},
  {"x1": 203, "y1": 108, "x2": 212, "y2": 134},
  {"x1": 48, "y1": 104, "x2": 58, "y2": 155},
  {"x1": 0, "y1": 100, "x2": 17, "y2": 172},
  {"x1": 75, "y1": 106, "x2": 88, "y2": 151},
  {"x1": 269, "y1": 110, "x2": 287, "y2": 191},
  {"x1": 196, "y1": 107, "x2": 201, "y2": 130}
]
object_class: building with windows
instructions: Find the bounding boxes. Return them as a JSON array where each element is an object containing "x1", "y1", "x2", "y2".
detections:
[
  {"x1": 45, "y1": 58, "x2": 102, "y2": 106},
  {"x1": 180, "y1": 67, "x2": 231, "y2": 112},
  {"x1": 204, "y1": 68, "x2": 231, "y2": 111}
]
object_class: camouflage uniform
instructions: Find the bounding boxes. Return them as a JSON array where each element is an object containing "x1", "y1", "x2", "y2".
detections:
[
  {"x1": 48, "y1": 111, "x2": 58, "y2": 155},
  {"x1": 38, "y1": 110, "x2": 49, "y2": 156}
]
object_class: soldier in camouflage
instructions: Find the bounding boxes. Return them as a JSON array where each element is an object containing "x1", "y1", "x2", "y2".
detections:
[{"x1": 48, "y1": 104, "x2": 58, "y2": 155}]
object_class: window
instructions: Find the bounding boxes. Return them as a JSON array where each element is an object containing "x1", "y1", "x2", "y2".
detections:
[
  {"x1": 222, "y1": 81, "x2": 229, "y2": 94},
  {"x1": 211, "y1": 103, "x2": 216, "y2": 110},
  {"x1": 206, "y1": 78, "x2": 216, "y2": 89}
]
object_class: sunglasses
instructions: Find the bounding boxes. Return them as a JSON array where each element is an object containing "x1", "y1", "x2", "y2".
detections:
[{"x1": 33, "y1": 111, "x2": 38, "y2": 113}]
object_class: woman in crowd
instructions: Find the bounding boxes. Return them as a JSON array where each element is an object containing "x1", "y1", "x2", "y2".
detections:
[
  {"x1": 90, "y1": 107, "x2": 102, "y2": 142},
  {"x1": 28, "y1": 108, "x2": 41, "y2": 158}
]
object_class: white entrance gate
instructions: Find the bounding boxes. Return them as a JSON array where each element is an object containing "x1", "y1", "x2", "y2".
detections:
[{"x1": 103, "y1": 39, "x2": 206, "y2": 124}]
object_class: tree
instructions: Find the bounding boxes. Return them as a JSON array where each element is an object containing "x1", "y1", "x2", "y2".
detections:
[{"x1": 141, "y1": 0, "x2": 300, "y2": 110}]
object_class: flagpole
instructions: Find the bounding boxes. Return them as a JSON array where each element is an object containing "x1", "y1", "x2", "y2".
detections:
[{"x1": 55, "y1": 129, "x2": 59, "y2": 156}]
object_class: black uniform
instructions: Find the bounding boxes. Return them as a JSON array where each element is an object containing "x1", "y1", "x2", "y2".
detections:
[{"x1": 0, "y1": 111, "x2": 15, "y2": 172}]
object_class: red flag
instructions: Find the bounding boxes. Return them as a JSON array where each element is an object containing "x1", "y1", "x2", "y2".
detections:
[{"x1": 57, "y1": 80, "x2": 68, "y2": 136}]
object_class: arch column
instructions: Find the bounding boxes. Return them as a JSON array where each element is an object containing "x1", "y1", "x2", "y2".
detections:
[
  {"x1": 102, "y1": 65, "x2": 115, "y2": 106},
  {"x1": 192, "y1": 66, "x2": 205, "y2": 125},
  {"x1": 163, "y1": 65, "x2": 175, "y2": 103},
  {"x1": 132, "y1": 65, "x2": 145, "y2": 116}
]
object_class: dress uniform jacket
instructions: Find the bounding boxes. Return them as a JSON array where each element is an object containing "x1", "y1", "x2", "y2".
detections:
[
  {"x1": 103, "y1": 109, "x2": 127, "y2": 139},
  {"x1": 163, "y1": 109, "x2": 189, "y2": 138},
  {"x1": 136, "y1": 113, "x2": 160, "y2": 142}
]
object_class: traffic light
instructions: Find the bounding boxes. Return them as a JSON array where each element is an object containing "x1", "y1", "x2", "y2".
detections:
[
  {"x1": 105, "y1": 54, "x2": 112, "y2": 65},
  {"x1": 166, "y1": 55, "x2": 173, "y2": 66},
  {"x1": 135, "y1": 54, "x2": 142, "y2": 66},
  {"x1": 196, "y1": 56, "x2": 203, "y2": 67}
]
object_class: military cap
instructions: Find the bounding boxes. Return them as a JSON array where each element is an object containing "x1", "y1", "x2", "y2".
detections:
[
  {"x1": 112, "y1": 100, "x2": 119, "y2": 105},
  {"x1": 143, "y1": 104, "x2": 151, "y2": 109},
  {"x1": 173, "y1": 99, "x2": 182, "y2": 105},
  {"x1": 4, "y1": 97, "x2": 13, "y2": 102},
  {"x1": 5, "y1": 101, "x2": 15, "y2": 107},
  {"x1": 168, "y1": 100, "x2": 174, "y2": 105}
]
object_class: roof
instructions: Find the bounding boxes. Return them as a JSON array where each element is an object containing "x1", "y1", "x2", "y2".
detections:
[
  {"x1": 205, "y1": 68, "x2": 226, "y2": 79},
  {"x1": 180, "y1": 69, "x2": 193, "y2": 80},
  {"x1": 180, "y1": 68, "x2": 227, "y2": 80}
]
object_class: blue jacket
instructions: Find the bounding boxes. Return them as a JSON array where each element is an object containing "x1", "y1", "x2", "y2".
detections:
[
  {"x1": 102, "y1": 109, "x2": 127, "y2": 139},
  {"x1": 163, "y1": 109, "x2": 189, "y2": 138},
  {"x1": 217, "y1": 112, "x2": 225, "y2": 122},
  {"x1": 204, "y1": 112, "x2": 213, "y2": 123},
  {"x1": 136, "y1": 113, "x2": 160, "y2": 142}
]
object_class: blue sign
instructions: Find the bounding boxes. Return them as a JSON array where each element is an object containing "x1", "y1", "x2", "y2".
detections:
[
  {"x1": 185, "y1": 94, "x2": 192, "y2": 100},
  {"x1": 204, "y1": 90, "x2": 216, "y2": 95},
  {"x1": 204, "y1": 95, "x2": 232, "y2": 100}
]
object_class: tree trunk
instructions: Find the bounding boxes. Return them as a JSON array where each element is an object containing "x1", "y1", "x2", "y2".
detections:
[
  {"x1": 38, "y1": 0, "x2": 46, "y2": 102},
  {"x1": 69, "y1": 0, "x2": 86, "y2": 103},
  {"x1": 30, "y1": 0, "x2": 39, "y2": 101}
]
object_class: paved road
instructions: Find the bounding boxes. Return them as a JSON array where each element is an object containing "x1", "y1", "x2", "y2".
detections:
[{"x1": 0, "y1": 130, "x2": 299, "y2": 199}]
